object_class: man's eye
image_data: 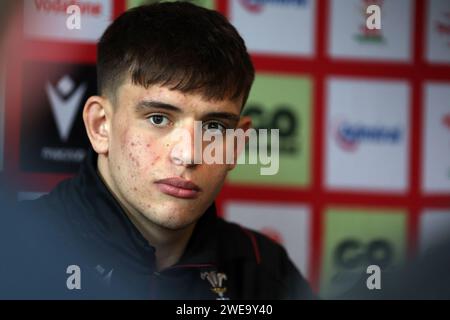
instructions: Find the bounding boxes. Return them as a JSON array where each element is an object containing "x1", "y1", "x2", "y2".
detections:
[
  {"x1": 149, "y1": 115, "x2": 170, "y2": 127},
  {"x1": 203, "y1": 121, "x2": 226, "y2": 133}
]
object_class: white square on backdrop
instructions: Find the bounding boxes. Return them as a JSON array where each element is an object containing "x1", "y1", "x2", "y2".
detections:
[
  {"x1": 422, "y1": 82, "x2": 450, "y2": 193},
  {"x1": 328, "y1": 0, "x2": 413, "y2": 61},
  {"x1": 325, "y1": 78, "x2": 410, "y2": 192},
  {"x1": 425, "y1": 0, "x2": 450, "y2": 64},
  {"x1": 224, "y1": 201, "x2": 311, "y2": 278},
  {"x1": 24, "y1": 0, "x2": 113, "y2": 43},
  {"x1": 230, "y1": 0, "x2": 316, "y2": 56}
]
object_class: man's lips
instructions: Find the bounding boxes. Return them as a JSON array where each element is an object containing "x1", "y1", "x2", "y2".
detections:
[{"x1": 154, "y1": 177, "x2": 201, "y2": 199}]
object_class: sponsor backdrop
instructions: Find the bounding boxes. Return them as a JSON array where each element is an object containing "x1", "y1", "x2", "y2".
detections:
[
  {"x1": 320, "y1": 208, "x2": 407, "y2": 298},
  {"x1": 0, "y1": 0, "x2": 449, "y2": 296}
]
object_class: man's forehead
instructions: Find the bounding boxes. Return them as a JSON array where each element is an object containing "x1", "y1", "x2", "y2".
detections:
[{"x1": 118, "y1": 81, "x2": 243, "y2": 114}]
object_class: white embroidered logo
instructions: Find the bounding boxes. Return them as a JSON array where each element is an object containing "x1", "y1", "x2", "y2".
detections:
[{"x1": 200, "y1": 271, "x2": 229, "y2": 300}]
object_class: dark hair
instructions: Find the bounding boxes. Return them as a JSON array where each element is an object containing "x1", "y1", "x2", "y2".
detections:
[{"x1": 97, "y1": 1, "x2": 255, "y2": 108}]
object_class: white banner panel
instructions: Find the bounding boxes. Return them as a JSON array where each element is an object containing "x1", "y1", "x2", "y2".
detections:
[
  {"x1": 325, "y1": 77, "x2": 410, "y2": 191},
  {"x1": 224, "y1": 201, "x2": 311, "y2": 278},
  {"x1": 230, "y1": 0, "x2": 316, "y2": 56}
]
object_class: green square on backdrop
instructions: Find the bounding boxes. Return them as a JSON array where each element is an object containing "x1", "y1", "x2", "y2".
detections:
[
  {"x1": 320, "y1": 208, "x2": 407, "y2": 298},
  {"x1": 227, "y1": 73, "x2": 312, "y2": 187}
]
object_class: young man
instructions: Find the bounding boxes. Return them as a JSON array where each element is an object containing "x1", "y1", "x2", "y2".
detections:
[{"x1": 4, "y1": 2, "x2": 313, "y2": 299}]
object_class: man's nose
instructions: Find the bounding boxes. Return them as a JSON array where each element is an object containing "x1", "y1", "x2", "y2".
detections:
[{"x1": 169, "y1": 121, "x2": 200, "y2": 168}]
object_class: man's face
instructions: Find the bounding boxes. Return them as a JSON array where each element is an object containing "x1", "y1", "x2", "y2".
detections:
[{"x1": 103, "y1": 81, "x2": 247, "y2": 231}]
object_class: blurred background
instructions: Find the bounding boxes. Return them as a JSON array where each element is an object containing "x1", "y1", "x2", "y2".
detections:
[{"x1": 0, "y1": 0, "x2": 449, "y2": 298}]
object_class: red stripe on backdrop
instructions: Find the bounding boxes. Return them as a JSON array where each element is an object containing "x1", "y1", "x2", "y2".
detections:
[
  {"x1": 252, "y1": 56, "x2": 450, "y2": 80},
  {"x1": 4, "y1": 3, "x2": 24, "y2": 183},
  {"x1": 409, "y1": 78, "x2": 422, "y2": 258},
  {"x1": 421, "y1": 197, "x2": 450, "y2": 207},
  {"x1": 408, "y1": 0, "x2": 426, "y2": 259},
  {"x1": 217, "y1": 0, "x2": 228, "y2": 16},
  {"x1": 23, "y1": 41, "x2": 96, "y2": 64},
  {"x1": 309, "y1": 0, "x2": 328, "y2": 292},
  {"x1": 114, "y1": 0, "x2": 126, "y2": 18}
]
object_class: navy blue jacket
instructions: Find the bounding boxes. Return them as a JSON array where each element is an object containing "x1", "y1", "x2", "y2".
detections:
[{"x1": 1, "y1": 150, "x2": 314, "y2": 300}]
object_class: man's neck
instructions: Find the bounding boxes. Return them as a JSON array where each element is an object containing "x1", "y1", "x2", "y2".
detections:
[
  {"x1": 125, "y1": 210, "x2": 196, "y2": 271},
  {"x1": 97, "y1": 155, "x2": 195, "y2": 271}
]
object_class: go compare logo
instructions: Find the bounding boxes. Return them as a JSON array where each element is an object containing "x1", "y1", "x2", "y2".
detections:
[
  {"x1": 168, "y1": 122, "x2": 280, "y2": 176},
  {"x1": 228, "y1": 74, "x2": 312, "y2": 186}
]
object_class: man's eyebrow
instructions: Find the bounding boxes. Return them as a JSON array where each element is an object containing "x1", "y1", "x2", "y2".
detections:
[
  {"x1": 135, "y1": 100, "x2": 182, "y2": 113},
  {"x1": 135, "y1": 100, "x2": 240, "y2": 122},
  {"x1": 203, "y1": 112, "x2": 240, "y2": 122}
]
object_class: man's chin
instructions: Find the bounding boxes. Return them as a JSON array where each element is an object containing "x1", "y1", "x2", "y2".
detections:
[{"x1": 141, "y1": 209, "x2": 199, "y2": 231}]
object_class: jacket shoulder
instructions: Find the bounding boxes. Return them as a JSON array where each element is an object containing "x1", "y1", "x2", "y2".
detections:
[{"x1": 215, "y1": 218, "x2": 315, "y2": 299}]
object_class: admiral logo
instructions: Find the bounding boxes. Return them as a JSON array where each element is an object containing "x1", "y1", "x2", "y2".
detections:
[
  {"x1": 20, "y1": 62, "x2": 95, "y2": 173},
  {"x1": 334, "y1": 121, "x2": 402, "y2": 152},
  {"x1": 34, "y1": 0, "x2": 102, "y2": 16},
  {"x1": 47, "y1": 76, "x2": 87, "y2": 142},
  {"x1": 239, "y1": 0, "x2": 307, "y2": 13}
]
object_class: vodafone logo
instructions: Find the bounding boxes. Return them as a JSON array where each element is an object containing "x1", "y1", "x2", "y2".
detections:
[
  {"x1": 25, "y1": 0, "x2": 111, "y2": 43},
  {"x1": 34, "y1": 0, "x2": 102, "y2": 16}
]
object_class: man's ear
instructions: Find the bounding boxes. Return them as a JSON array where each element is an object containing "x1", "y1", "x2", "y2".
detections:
[
  {"x1": 82, "y1": 96, "x2": 112, "y2": 155},
  {"x1": 227, "y1": 115, "x2": 252, "y2": 171}
]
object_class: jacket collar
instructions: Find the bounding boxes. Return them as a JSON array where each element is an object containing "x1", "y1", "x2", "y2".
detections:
[{"x1": 74, "y1": 148, "x2": 219, "y2": 270}]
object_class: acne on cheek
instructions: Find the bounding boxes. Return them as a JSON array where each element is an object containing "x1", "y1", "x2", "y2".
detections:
[
  {"x1": 151, "y1": 156, "x2": 160, "y2": 166},
  {"x1": 144, "y1": 142, "x2": 161, "y2": 166},
  {"x1": 125, "y1": 138, "x2": 161, "y2": 170},
  {"x1": 126, "y1": 139, "x2": 142, "y2": 168},
  {"x1": 128, "y1": 152, "x2": 140, "y2": 168}
]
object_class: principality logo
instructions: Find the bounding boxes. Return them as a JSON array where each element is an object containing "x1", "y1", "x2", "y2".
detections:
[
  {"x1": 333, "y1": 120, "x2": 402, "y2": 152},
  {"x1": 200, "y1": 271, "x2": 229, "y2": 300},
  {"x1": 239, "y1": 0, "x2": 307, "y2": 13}
]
